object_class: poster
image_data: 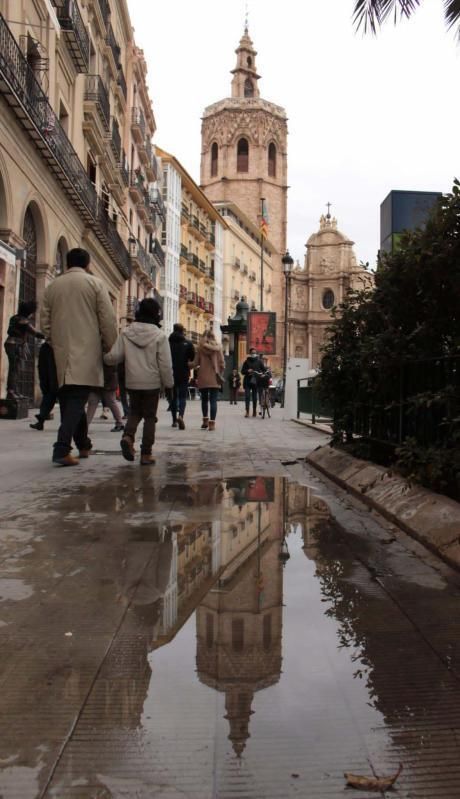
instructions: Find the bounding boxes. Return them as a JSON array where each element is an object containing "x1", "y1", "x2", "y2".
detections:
[{"x1": 247, "y1": 312, "x2": 277, "y2": 355}]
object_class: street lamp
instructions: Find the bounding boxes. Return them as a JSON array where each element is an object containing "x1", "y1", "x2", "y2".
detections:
[{"x1": 281, "y1": 250, "x2": 294, "y2": 408}]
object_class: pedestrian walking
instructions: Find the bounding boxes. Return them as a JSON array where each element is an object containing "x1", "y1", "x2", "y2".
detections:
[
  {"x1": 241, "y1": 348, "x2": 265, "y2": 418},
  {"x1": 86, "y1": 364, "x2": 124, "y2": 432},
  {"x1": 29, "y1": 341, "x2": 58, "y2": 430},
  {"x1": 40, "y1": 247, "x2": 117, "y2": 466},
  {"x1": 168, "y1": 323, "x2": 195, "y2": 430},
  {"x1": 104, "y1": 298, "x2": 174, "y2": 465},
  {"x1": 228, "y1": 368, "x2": 241, "y2": 404},
  {"x1": 4, "y1": 301, "x2": 44, "y2": 399},
  {"x1": 192, "y1": 329, "x2": 225, "y2": 431}
]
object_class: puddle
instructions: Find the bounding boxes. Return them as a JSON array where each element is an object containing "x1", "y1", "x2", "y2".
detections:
[{"x1": 2, "y1": 473, "x2": 460, "y2": 799}]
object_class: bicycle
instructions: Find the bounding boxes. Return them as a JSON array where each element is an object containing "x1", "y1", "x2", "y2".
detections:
[{"x1": 260, "y1": 386, "x2": 271, "y2": 418}]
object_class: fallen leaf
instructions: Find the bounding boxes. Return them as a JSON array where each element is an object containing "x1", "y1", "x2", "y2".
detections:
[{"x1": 344, "y1": 763, "x2": 402, "y2": 791}]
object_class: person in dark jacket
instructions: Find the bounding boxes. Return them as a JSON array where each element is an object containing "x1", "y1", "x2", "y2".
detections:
[
  {"x1": 29, "y1": 341, "x2": 59, "y2": 430},
  {"x1": 4, "y1": 301, "x2": 44, "y2": 399},
  {"x1": 228, "y1": 369, "x2": 241, "y2": 404},
  {"x1": 241, "y1": 348, "x2": 265, "y2": 418},
  {"x1": 168, "y1": 323, "x2": 195, "y2": 430}
]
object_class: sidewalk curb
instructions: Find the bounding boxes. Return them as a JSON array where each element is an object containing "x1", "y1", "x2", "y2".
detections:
[
  {"x1": 306, "y1": 445, "x2": 460, "y2": 572},
  {"x1": 291, "y1": 418, "x2": 332, "y2": 435}
]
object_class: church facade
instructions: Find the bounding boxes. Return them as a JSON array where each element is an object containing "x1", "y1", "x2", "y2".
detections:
[
  {"x1": 200, "y1": 27, "x2": 288, "y2": 365},
  {"x1": 289, "y1": 213, "x2": 374, "y2": 369}
]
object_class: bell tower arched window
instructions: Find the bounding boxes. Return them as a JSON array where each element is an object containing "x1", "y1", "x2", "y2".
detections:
[
  {"x1": 211, "y1": 142, "x2": 218, "y2": 177},
  {"x1": 237, "y1": 138, "x2": 249, "y2": 172},
  {"x1": 244, "y1": 78, "x2": 254, "y2": 98},
  {"x1": 268, "y1": 142, "x2": 277, "y2": 177}
]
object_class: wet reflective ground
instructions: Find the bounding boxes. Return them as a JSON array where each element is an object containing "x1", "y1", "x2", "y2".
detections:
[{"x1": 2, "y1": 410, "x2": 460, "y2": 798}]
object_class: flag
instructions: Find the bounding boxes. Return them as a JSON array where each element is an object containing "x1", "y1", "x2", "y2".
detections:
[{"x1": 260, "y1": 199, "x2": 269, "y2": 239}]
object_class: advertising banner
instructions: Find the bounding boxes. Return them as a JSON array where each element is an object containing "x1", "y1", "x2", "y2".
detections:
[{"x1": 247, "y1": 311, "x2": 276, "y2": 355}]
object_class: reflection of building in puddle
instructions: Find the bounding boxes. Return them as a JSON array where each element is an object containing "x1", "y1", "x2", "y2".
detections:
[
  {"x1": 285, "y1": 482, "x2": 331, "y2": 556},
  {"x1": 196, "y1": 477, "x2": 284, "y2": 756}
]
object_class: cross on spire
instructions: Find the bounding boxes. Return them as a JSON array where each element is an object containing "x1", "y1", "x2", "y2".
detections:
[
  {"x1": 326, "y1": 201, "x2": 332, "y2": 219},
  {"x1": 244, "y1": 0, "x2": 249, "y2": 34}
]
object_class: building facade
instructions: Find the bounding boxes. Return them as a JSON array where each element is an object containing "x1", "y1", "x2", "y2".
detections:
[
  {"x1": 157, "y1": 148, "x2": 226, "y2": 346},
  {"x1": 200, "y1": 26, "x2": 288, "y2": 363},
  {"x1": 289, "y1": 213, "x2": 373, "y2": 369},
  {"x1": 0, "y1": 0, "x2": 164, "y2": 398},
  {"x1": 216, "y1": 201, "x2": 274, "y2": 325}
]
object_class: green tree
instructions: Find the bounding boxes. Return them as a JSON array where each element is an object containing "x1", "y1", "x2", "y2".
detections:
[
  {"x1": 353, "y1": 0, "x2": 460, "y2": 37},
  {"x1": 319, "y1": 181, "x2": 460, "y2": 496}
]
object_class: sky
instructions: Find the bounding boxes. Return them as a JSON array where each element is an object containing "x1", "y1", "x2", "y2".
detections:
[{"x1": 127, "y1": 0, "x2": 460, "y2": 268}]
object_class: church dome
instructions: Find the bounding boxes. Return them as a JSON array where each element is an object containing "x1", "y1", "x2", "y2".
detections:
[{"x1": 306, "y1": 214, "x2": 354, "y2": 247}]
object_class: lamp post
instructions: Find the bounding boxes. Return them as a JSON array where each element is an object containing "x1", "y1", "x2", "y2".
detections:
[{"x1": 281, "y1": 250, "x2": 294, "y2": 408}]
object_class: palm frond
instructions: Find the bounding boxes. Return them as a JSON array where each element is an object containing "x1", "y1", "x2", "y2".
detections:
[
  {"x1": 353, "y1": 0, "x2": 421, "y2": 34},
  {"x1": 443, "y1": 0, "x2": 460, "y2": 36}
]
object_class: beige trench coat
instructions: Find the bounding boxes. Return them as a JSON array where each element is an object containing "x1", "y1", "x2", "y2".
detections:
[
  {"x1": 193, "y1": 340, "x2": 225, "y2": 389},
  {"x1": 41, "y1": 267, "x2": 118, "y2": 388}
]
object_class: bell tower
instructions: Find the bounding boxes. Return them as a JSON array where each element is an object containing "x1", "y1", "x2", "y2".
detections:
[{"x1": 200, "y1": 26, "x2": 288, "y2": 360}]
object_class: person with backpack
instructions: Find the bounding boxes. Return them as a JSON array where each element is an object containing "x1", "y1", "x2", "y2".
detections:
[
  {"x1": 168, "y1": 323, "x2": 195, "y2": 430},
  {"x1": 104, "y1": 298, "x2": 173, "y2": 465}
]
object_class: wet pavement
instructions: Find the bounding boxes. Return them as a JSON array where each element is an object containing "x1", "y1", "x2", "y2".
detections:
[{"x1": 1, "y1": 402, "x2": 460, "y2": 798}]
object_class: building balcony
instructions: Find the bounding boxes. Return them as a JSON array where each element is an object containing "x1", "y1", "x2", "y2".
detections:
[
  {"x1": 56, "y1": 0, "x2": 90, "y2": 73},
  {"x1": 119, "y1": 149, "x2": 129, "y2": 187},
  {"x1": 0, "y1": 15, "x2": 130, "y2": 279},
  {"x1": 181, "y1": 203, "x2": 189, "y2": 223},
  {"x1": 187, "y1": 253, "x2": 201, "y2": 277},
  {"x1": 204, "y1": 301, "x2": 214, "y2": 316},
  {"x1": 130, "y1": 239, "x2": 153, "y2": 278},
  {"x1": 203, "y1": 266, "x2": 214, "y2": 283},
  {"x1": 149, "y1": 187, "x2": 166, "y2": 222},
  {"x1": 198, "y1": 259, "x2": 206, "y2": 274},
  {"x1": 109, "y1": 116, "x2": 121, "y2": 161},
  {"x1": 128, "y1": 170, "x2": 146, "y2": 203},
  {"x1": 117, "y1": 66, "x2": 127, "y2": 104},
  {"x1": 145, "y1": 144, "x2": 157, "y2": 181},
  {"x1": 83, "y1": 74, "x2": 110, "y2": 155},
  {"x1": 105, "y1": 23, "x2": 121, "y2": 78},
  {"x1": 233, "y1": 257, "x2": 241, "y2": 270},
  {"x1": 126, "y1": 295, "x2": 138, "y2": 319},
  {"x1": 242, "y1": 263, "x2": 249, "y2": 274},
  {"x1": 180, "y1": 244, "x2": 188, "y2": 264},
  {"x1": 90, "y1": 0, "x2": 110, "y2": 36},
  {"x1": 151, "y1": 237, "x2": 165, "y2": 270},
  {"x1": 204, "y1": 231, "x2": 215, "y2": 251},
  {"x1": 131, "y1": 107, "x2": 146, "y2": 144},
  {"x1": 249, "y1": 270, "x2": 257, "y2": 282},
  {"x1": 197, "y1": 295, "x2": 205, "y2": 311},
  {"x1": 188, "y1": 215, "x2": 204, "y2": 241},
  {"x1": 186, "y1": 291, "x2": 198, "y2": 307},
  {"x1": 179, "y1": 285, "x2": 187, "y2": 304}
]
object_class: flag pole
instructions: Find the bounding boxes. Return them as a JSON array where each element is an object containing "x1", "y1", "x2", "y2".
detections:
[{"x1": 260, "y1": 197, "x2": 265, "y2": 311}]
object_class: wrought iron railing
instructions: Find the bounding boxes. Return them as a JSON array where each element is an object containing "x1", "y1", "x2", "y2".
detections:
[
  {"x1": 110, "y1": 117, "x2": 121, "y2": 160},
  {"x1": 181, "y1": 203, "x2": 189, "y2": 219},
  {"x1": 131, "y1": 107, "x2": 146, "y2": 138},
  {"x1": 120, "y1": 149, "x2": 129, "y2": 186},
  {"x1": 199, "y1": 259, "x2": 206, "y2": 273},
  {"x1": 151, "y1": 238, "x2": 165, "y2": 268},
  {"x1": 117, "y1": 66, "x2": 127, "y2": 101},
  {"x1": 97, "y1": 0, "x2": 111, "y2": 26},
  {"x1": 0, "y1": 16, "x2": 131, "y2": 278},
  {"x1": 149, "y1": 187, "x2": 166, "y2": 220},
  {"x1": 180, "y1": 244, "x2": 188, "y2": 260},
  {"x1": 56, "y1": 0, "x2": 89, "y2": 72},
  {"x1": 179, "y1": 285, "x2": 187, "y2": 301},
  {"x1": 187, "y1": 291, "x2": 197, "y2": 305},
  {"x1": 84, "y1": 74, "x2": 110, "y2": 130},
  {"x1": 106, "y1": 23, "x2": 120, "y2": 66}
]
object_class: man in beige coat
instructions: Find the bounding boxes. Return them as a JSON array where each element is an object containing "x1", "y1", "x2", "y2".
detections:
[{"x1": 41, "y1": 248, "x2": 117, "y2": 465}]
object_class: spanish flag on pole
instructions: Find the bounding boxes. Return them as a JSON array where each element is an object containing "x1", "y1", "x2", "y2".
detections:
[{"x1": 260, "y1": 198, "x2": 269, "y2": 239}]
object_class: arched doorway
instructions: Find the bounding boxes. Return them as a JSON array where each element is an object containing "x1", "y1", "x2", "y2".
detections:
[{"x1": 18, "y1": 206, "x2": 38, "y2": 400}]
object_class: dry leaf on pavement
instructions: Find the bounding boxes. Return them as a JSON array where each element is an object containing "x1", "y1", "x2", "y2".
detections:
[{"x1": 344, "y1": 763, "x2": 403, "y2": 791}]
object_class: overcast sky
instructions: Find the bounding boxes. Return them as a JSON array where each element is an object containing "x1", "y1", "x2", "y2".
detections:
[{"x1": 128, "y1": 0, "x2": 459, "y2": 268}]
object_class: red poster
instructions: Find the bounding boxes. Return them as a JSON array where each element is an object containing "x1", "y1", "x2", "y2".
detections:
[{"x1": 247, "y1": 312, "x2": 276, "y2": 355}]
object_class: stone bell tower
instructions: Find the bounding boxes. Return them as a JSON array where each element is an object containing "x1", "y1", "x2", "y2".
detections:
[{"x1": 200, "y1": 25, "x2": 288, "y2": 362}]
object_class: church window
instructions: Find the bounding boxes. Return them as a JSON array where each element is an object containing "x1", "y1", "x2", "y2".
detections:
[
  {"x1": 244, "y1": 78, "x2": 254, "y2": 98},
  {"x1": 322, "y1": 289, "x2": 335, "y2": 310},
  {"x1": 247, "y1": 56, "x2": 252, "y2": 67},
  {"x1": 268, "y1": 142, "x2": 277, "y2": 177},
  {"x1": 211, "y1": 142, "x2": 218, "y2": 177},
  {"x1": 237, "y1": 137, "x2": 249, "y2": 172},
  {"x1": 232, "y1": 618, "x2": 245, "y2": 651}
]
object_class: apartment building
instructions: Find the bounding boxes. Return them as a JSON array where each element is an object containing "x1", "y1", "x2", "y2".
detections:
[
  {"x1": 0, "y1": 0, "x2": 164, "y2": 399},
  {"x1": 216, "y1": 202, "x2": 274, "y2": 323},
  {"x1": 157, "y1": 147, "x2": 226, "y2": 346}
]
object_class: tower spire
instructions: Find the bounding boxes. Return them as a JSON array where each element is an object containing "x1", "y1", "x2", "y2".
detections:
[
  {"x1": 244, "y1": 0, "x2": 249, "y2": 34},
  {"x1": 231, "y1": 22, "x2": 260, "y2": 99}
]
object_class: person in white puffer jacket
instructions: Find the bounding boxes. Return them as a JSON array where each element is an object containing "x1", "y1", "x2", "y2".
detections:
[{"x1": 104, "y1": 298, "x2": 173, "y2": 465}]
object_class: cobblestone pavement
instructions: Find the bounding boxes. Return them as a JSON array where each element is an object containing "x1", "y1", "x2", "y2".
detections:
[{"x1": 2, "y1": 401, "x2": 460, "y2": 798}]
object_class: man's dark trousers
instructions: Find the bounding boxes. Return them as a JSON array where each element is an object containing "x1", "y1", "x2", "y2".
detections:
[
  {"x1": 171, "y1": 381, "x2": 188, "y2": 423},
  {"x1": 54, "y1": 386, "x2": 92, "y2": 459}
]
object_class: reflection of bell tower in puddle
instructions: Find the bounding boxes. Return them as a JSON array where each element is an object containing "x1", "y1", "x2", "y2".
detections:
[{"x1": 196, "y1": 476, "x2": 284, "y2": 756}]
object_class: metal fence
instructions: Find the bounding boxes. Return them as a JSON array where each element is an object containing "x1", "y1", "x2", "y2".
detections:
[{"x1": 297, "y1": 377, "x2": 332, "y2": 424}]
